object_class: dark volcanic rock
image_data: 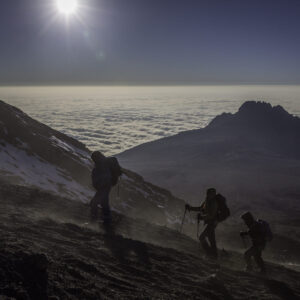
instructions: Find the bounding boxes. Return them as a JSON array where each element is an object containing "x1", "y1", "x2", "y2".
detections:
[{"x1": 0, "y1": 250, "x2": 49, "y2": 300}]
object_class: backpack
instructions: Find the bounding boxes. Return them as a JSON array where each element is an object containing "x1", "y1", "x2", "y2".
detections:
[
  {"x1": 257, "y1": 219, "x2": 273, "y2": 242},
  {"x1": 215, "y1": 194, "x2": 230, "y2": 222},
  {"x1": 108, "y1": 157, "x2": 122, "y2": 186}
]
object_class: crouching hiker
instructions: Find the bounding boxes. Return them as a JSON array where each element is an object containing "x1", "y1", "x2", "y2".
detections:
[
  {"x1": 90, "y1": 151, "x2": 122, "y2": 223},
  {"x1": 186, "y1": 188, "x2": 230, "y2": 259},
  {"x1": 240, "y1": 212, "x2": 273, "y2": 274}
]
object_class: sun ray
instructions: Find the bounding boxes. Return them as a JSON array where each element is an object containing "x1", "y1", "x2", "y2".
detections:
[{"x1": 38, "y1": 13, "x2": 61, "y2": 36}]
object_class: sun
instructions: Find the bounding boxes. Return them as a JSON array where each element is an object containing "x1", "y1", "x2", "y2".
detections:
[{"x1": 56, "y1": 0, "x2": 78, "y2": 15}]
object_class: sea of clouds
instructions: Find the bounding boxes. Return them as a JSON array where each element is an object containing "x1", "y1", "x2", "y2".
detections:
[{"x1": 1, "y1": 85, "x2": 300, "y2": 155}]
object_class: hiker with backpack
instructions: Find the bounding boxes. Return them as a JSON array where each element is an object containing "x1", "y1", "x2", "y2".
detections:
[
  {"x1": 186, "y1": 188, "x2": 230, "y2": 259},
  {"x1": 240, "y1": 212, "x2": 273, "y2": 274},
  {"x1": 90, "y1": 151, "x2": 122, "y2": 223}
]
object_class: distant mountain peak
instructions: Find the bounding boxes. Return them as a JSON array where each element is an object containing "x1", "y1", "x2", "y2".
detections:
[
  {"x1": 238, "y1": 101, "x2": 290, "y2": 118},
  {"x1": 208, "y1": 101, "x2": 299, "y2": 131}
]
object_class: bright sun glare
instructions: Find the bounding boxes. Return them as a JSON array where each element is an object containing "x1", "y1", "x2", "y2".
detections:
[{"x1": 56, "y1": 0, "x2": 78, "y2": 15}]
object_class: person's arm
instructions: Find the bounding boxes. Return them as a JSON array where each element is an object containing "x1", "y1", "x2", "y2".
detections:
[
  {"x1": 188, "y1": 206, "x2": 202, "y2": 212},
  {"x1": 186, "y1": 202, "x2": 205, "y2": 212},
  {"x1": 91, "y1": 167, "x2": 98, "y2": 189}
]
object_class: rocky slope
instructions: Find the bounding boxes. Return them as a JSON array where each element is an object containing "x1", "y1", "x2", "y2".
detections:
[
  {"x1": 0, "y1": 99, "x2": 185, "y2": 227},
  {"x1": 0, "y1": 182, "x2": 300, "y2": 300}
]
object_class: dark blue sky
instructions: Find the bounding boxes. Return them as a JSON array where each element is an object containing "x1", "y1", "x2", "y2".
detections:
[{"x1": 1, "y1": 0, "x2": 300, "y2": 85}]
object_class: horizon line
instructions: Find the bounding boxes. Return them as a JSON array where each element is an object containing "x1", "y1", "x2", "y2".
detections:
[{"x1": 1, "y1": 83, "x2": 300, "y2": 88}]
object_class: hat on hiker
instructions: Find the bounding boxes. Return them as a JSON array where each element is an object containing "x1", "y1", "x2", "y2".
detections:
[
  {"x1": 206, "y1": 188, "x2": 216, "y2": 195},
  {"x1": 241, "y1": 211, "x2": 254, "y2": 222},
  {"x1": 91, "y1": 151, "x2": 105, "y2": 162}
]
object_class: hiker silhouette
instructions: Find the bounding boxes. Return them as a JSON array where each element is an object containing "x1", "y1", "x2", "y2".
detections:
[
  {"x1": 240, "y1": 211, "x2": 271, "y2": 274},
  {"x1": 90, "y1": 151, "x2": 122, "y2": 223},
  {"x1": 186, "y1": 188, "x2": 230, "y2": 259}
]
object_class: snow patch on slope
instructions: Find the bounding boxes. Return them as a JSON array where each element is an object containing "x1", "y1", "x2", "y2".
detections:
[
  {"x1": 0, "y1": 143, "x2": 92, "y2": 201},
  {"x1": 50, "y1": 136, "x2": 91, "y2": 166}
]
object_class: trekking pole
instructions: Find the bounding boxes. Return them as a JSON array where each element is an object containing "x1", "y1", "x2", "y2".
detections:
[
  {"x1": 179, "y1": 207, "x2": 187, "y2": 233},
  {"x1": 196, "y1": 213, "x2": 201, "y2": 238}
]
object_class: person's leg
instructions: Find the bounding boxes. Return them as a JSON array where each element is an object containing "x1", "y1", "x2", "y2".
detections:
[
  {"x1": 253, "y1": 247, "x2": 266, "y2": 273},
  {"x1": 199, "y1": 224, "x2": 211, "y2": 255},
  {"x1": 206, "y1": 222, "x2": 217, "y2": 257},
  {"x1": 244, "y1": 246, "x2": 256, "y2": 271},
  {"x1": 90, "y1": 191, "x2": 101, "y2": 220},
  {"x1": 100, "y1": 185, "x2": 112, "y2": 222}
]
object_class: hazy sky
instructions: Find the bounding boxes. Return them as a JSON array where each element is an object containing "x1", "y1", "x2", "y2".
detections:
[{"x1": 1, "y1": 0, "x2": 300, "y2": 85}]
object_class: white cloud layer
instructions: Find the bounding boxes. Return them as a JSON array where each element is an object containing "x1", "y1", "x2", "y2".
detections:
[{"x1": 1, "y1": 85, "x2": 300, "y2": 155}]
